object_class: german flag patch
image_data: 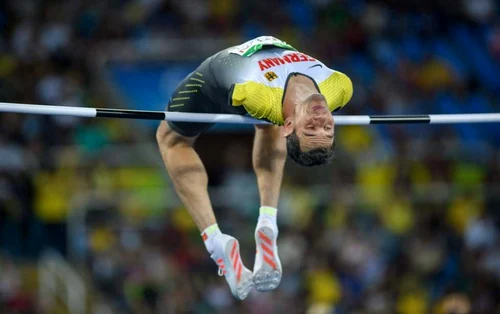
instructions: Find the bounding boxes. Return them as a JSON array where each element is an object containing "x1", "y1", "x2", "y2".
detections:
[{"x1": 264, "y1": 71, "x2": 278, "y2": 82}]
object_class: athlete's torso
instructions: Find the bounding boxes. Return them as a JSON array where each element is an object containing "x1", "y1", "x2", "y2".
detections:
[
  {"x1": 207, "y1": 36, "x2": 353, "y2": 124},
  {"x1": 166, "y1": 36, "x2": 353, "y2": 136},
  {"x1": 212, "y1": 41, "x2": 332, "y2": 91}
]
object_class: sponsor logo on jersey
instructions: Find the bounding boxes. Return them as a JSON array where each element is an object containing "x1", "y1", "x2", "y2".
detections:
[
  {"x1": 258, "y1": 53, "x2": 316, "y2": 71},
  {"x1": 264, "y1": 71, "x2": 278, "y2": 81},
  {"x1": 308, "y1": 64, "x2": 322, "y2": 69}
]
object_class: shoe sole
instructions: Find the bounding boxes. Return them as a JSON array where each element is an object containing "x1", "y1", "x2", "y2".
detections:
[
  {"x1": 224, "y1": 239, "x2": 253, "y2": 300},
  {"x1": 253, "y1": 226, "x2": 282, "y2": 292}
]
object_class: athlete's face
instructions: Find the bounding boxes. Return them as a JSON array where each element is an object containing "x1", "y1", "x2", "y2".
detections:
[{"x1": 283, "y1": 94, "x2": 334, "y2": 151}]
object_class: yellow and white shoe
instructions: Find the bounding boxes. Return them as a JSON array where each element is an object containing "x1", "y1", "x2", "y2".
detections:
[
  {"x1": 212, "y1": 234, "x2": 254, "y2": 300},
  {"x1": 253, "y1": 220, "x2": 282, "y2": 292}
]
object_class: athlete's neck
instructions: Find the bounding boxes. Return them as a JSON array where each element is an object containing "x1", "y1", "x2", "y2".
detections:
[{"x1": 282, "y1": 74, "x2": 319, "y2": 119}]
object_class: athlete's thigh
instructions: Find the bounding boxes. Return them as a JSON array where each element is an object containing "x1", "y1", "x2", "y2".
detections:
[{"x1": 157, "y1": 119, "x2": 198, "y2": 147}]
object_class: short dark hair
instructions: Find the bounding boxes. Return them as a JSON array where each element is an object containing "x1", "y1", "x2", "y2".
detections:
[{"x1": 286, "y1": 130, "x2": 335, "y2": 167}]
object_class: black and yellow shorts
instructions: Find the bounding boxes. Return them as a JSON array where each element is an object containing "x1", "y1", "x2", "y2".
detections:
[{"x1": 165, "y1": 57, "x2": 221, "y2": 137}]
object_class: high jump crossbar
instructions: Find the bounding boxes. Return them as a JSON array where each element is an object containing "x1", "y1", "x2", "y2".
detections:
[{"x1": 1, "y1": 102, "x2": 500, "y2": 125}]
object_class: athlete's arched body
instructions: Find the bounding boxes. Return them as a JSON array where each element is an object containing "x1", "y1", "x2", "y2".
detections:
[{"x1": 156, "y1": 36, "x2": 353, "y2": 300}]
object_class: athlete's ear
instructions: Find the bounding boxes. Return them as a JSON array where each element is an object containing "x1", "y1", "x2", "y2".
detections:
[{"x1": 282, "y1": 117, "x2": 294, "y2": 137}]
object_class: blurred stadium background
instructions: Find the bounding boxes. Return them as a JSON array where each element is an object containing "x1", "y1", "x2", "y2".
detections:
[{"x1": 1, "y1": 0, "x2": 500, "y2": 313}]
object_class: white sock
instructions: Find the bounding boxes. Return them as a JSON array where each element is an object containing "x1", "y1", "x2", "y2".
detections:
[
  {"x1": 257, "y1": 206, "x2": 278, "y2": 228},
  {"x1": 201, "y1": 224, "x2": 222, "y2": 255}
]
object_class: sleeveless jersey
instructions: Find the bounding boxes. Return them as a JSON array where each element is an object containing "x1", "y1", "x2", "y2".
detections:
[{"x1": 166, "y1": 36, "x2": 353, "y2": 136}]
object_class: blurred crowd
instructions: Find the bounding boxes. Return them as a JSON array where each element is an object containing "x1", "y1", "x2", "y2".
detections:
[
  {"x1": 0, "y1": 255, "x2": 36, "y2": 314},
  {"x1": 1, "y1": 0, "x2": 500, "y2": 313}
]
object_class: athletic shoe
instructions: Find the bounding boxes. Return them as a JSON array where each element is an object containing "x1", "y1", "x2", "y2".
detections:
[
  {"x1": 211, "y1": 234, "x2": 253, "y2": 300},
  {"x1": 253, "y1": 220, "x2": 282, "y2": 292}
]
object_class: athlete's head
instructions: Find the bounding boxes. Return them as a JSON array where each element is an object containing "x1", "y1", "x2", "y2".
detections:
[{"x1": 283, "y1": 93, "x2": 335, "y2": 167}]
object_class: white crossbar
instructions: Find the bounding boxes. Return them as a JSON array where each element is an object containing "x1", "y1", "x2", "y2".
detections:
[{"x1": 1, "y1": 102, "x2": 500, "y2": 125}]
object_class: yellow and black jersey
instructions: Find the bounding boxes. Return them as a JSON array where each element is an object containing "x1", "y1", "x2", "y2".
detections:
[{"x1": 166, "y1": 36, "x2": 353, "y2": 137}]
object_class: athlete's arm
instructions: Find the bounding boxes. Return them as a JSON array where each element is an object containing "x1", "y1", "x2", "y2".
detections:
[
  {"x1": 252, "y1": 124, "x2": 287, "y2": 208},
  {"x1": 156, "y1": 121, "x2": 216, "y2": 231}
]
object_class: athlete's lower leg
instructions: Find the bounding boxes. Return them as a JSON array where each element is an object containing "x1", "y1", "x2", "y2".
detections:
[
  {"x1": 252, "y1": 125, "x2": 286, "y2": 291},
  {"x1": 157, "y1": 122, "x2": 253, "y2": 299}
]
